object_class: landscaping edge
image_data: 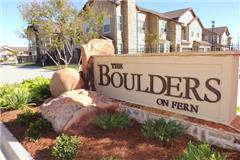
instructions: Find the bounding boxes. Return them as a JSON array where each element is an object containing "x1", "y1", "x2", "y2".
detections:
[{"x1": 0, "y1": 121, "x2": 33, "y2": 160}]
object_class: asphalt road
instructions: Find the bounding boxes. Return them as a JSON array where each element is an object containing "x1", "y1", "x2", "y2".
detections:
[{"x1": 0, "y1": 64, "x2": 54, "y2": 84}]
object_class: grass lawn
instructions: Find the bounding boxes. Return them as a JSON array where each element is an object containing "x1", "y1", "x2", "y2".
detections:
[
  {"x1": 237, "y1": 107, "x2": 240, "y2": 113},
  {"x1": 43, "y1": 64, "x2": 79, "y2": 71},
  {"x1": 14, "y1": 62, "x2": 41, "y2": 67}
]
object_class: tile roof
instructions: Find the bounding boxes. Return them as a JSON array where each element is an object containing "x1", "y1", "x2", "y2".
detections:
[
  {"x1": 136, "y1": 6, "x2": 182, "y2": 24},
  {"x1": 207, "y1": 26, "x2": 230, "y2": 36},
  {"x1": 194, "y1": 40, "x2": 211, "y2": 46},
  {"x1": 163, "y1": 8, "x2": 192, "y2": 20},
  {"x1": 137, "y1": 6, "x2": 171, "y2": 20}
]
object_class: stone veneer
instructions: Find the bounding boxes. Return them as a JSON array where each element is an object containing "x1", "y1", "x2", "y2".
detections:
[
  {"x1": 119, "y1": 103, "x2": 240, "y2": 152},
  {"x1": 121, "y1": 0, "x2": 137, "y2": 54}
]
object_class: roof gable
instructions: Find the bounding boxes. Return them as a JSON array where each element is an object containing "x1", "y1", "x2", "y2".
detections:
[
  {"x1": 187, "y1": 17, "x2": 204, "y2": 28},
  {"x1": 163, "y1": 8, "x2": 196, "y2": 20}
]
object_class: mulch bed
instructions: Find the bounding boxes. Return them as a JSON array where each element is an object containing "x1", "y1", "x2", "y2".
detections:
[{"x1": 1, "y1": 108, "x2": 240, "y2": 160}]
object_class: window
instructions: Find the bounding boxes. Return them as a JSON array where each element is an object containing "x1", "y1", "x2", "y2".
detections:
[
  {"x1": 117, "y1": 16, "x2": 122, "y2": 31},
  {"x1": 196, "y1": 27, "x2": 200, "y2": 38},
  {"x1": 165, "y1": 44, "x2": 170, "y2": 53},
  {"x1": 103, "y1": 16, "x2": 111, "y2": 33},
  {"x1": 160, "y1": 44, "x2": 164, "y2": 53},
  {"x1": 138, "y1": 20, "x2": 145, "y2": 34},
  {"x1": 191, "y1": 26, "x2": 194, "y2": 37},
  {"x1": 191, "y1": 31, "x2": 194, "y2": 37},
  {"x1": 137, "y1": 44, "x2": 145, "y2": 53},
  {"x1": 159, "y1": 20, "x2": 166, "y2": 35}
]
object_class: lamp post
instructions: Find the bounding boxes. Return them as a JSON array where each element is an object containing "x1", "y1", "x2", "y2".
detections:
[{"x1": 211, "y1": 20, "x2": 215, "y2": 51}]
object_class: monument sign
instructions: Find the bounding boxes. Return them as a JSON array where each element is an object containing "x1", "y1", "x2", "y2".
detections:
[{"x1": 93, "y1": 53, "x2": 239, "y2": 124}]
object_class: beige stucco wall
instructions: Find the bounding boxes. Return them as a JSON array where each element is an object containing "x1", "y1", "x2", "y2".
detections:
[
  {"x1": 189, "y1": 19, "x2": 202, "y2": 43},
  {"x1": 178, "y1": 10, "x2": 194, "y2": 25},
  {"x1": 93, "y1": 53, "x2": 239, "y2": 124},
  {"x1": 221, "y1": 32, "x2": 228, "y2": 46},
  {"x1": 137, "y1": 12, "x2": 147, "y2": 48}
]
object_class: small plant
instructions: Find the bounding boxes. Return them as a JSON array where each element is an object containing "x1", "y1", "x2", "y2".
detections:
[
  {"x1": 176, "y1": 141, "x2": 227, "y2": 160},
  {"x1": 25, "y1": 118, "x2": 52, "y2": 141},
  {"x1": 93, "y1": 112, "x2": 132, "y2": 131},
  {"x1": 101, "y1": 156, "x2": 119, "y2": 160},
  {"x1": 3, "y1": 86, "x2": 30, "y2": 109},
  {"x1": 0, "y1": 84, "x2": 16, "y2": 107},
  {"x1": 21, "y1": 77, "x2": 51, "y2": 103},
  {"x1": 141, "y1": 118, "x2": 185, "y2": 145},
  {"x1": 51, "y1": 134, "x2": 80, "y2": 160},
  {"x1": 16, "y1": 109, "x2": 40, "y2": 126}
]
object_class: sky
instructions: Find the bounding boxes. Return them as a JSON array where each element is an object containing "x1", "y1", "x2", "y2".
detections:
[{"x1": 0, "y1": 0, "x2": 239, "y2": 47}]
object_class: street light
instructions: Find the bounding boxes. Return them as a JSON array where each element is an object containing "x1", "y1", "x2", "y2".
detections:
[{"x1": 211, "y1": 20, "x2": 215, "y2": 51}]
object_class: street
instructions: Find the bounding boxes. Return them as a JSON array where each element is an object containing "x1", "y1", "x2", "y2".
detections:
[{"x1": 0, "y1": 64, "x2": 54, "y2": 84}]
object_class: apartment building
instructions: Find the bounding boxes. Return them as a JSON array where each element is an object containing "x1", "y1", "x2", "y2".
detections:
[
  {"x1": 202, "y1": 26, "x2": 232, "y2": 51},
  {"x1": 84, "y1": 0, "x2": 179, "y2": 54},
  {"x1": 84, "y1": 0, "x2": 230, "y2": 53},
  {"x1": 164, "y1": 8, "x2": 211, "y2": 52}
]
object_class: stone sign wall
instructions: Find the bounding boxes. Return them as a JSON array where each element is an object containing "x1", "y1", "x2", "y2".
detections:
[{"x1": 93, "y1": 53, "x2": 239, "y2": 124}]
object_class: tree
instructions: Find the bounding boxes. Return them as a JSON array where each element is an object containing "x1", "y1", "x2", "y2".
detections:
[
  {"x1": 18, "y1": 0, "x2": 105, "y2": 68},
  {"x1": 145, "y1": 32, "x2": 160, "y2": 53}
]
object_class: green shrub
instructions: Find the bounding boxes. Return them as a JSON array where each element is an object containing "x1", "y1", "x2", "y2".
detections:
[
  {"x1": 2, "y1": 86, "x2": 30, "y2": 109},
  {"x1": 51, "y1": 134, "x2": 80, "y2": 160},
  {"x1": 25, "y1": 118, "x2": 52, "y2": 141},
  {"x1": 16, "y1": 109, "x2": 40, "y2": 126},
  {"x1": 93, "y1": 112, "x2": 132, "y2": 131},
  {"x1": 101, "y1": 156, "x2": 119, "y2": 160},
  {"x1": 0, "y1": 84, "x2": 16, "y2": 107},
  {"x1": 141, "y1": 118, "x2": 185, "y2": 145},
  {"x1": 176, "y1": 142, "x2": 227, "y2": 160},
  {"x1": 21, "y1": 77, "x2": 51, "y2": 103}
]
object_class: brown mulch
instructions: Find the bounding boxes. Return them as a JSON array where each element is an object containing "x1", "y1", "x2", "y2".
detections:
[{"x1": 1, "y1": 108, "x2": 240, "y2": 160}]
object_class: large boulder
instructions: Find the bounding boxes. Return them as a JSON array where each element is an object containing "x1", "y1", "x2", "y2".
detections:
[
  {"x1": 81, "y1": 39, "x2": 115, "y2": 90},
  {"x1": 40, "y1": 89, "x2": 119, "y2": 133},
  {"x1": 50, "y1": 68, "x2": 84, "y2": 97}
]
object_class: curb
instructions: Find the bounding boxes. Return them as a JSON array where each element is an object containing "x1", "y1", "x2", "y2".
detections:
[{"x1": 0, "y1": 122, "x2": 33, "y2": 160}]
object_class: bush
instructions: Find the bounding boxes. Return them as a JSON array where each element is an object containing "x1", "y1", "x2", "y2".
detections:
[
  {"x1": 101, "y1": 156, "x2": 119, "y2": 160},
  {"x1": 0, "y1": 77, "x2": 51, "y2": 110},
  {"x1": 93, "y1": 112, "x2": 132, "y2": 131},
  {"x1": 0, "y1": 84, "x2": 16, "y2": 107},
  {"x1": 21, "y1": 77, "x2": 51, "y2": 103},
  {"x1": 51, "y1": 134, "x2": 80, "y2": 160},
  {"x1": 25, "y1": 118, "x2": 52, "y2": 141},
  {"x1": 2, "y1": 86, "x2": 30, "y2": 109},
  {"x1": 16, "y1": 109, "x2": 40, "y2": 126},
  {"x1": 176, "y1": 142, "x2": 227, "y2": 160},
  {"x1": 141, "y1": 118, "x2": 185, "y2": 145}
]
